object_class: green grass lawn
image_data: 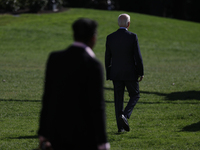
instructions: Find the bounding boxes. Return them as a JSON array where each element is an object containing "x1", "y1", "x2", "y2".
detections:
[{"x1": 0, "y1": 8, "x2": 200, "y2": 150}]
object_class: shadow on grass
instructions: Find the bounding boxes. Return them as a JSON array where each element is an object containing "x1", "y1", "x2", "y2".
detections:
[
  {"x1": 1, "y1": 90, "x2": 199, "y2": 103},
  {"x1": 9, "y1": 135, "x2": 38, "y2": 139},
  {"x1": 181, "y1": 121, "x2": 200, "y2": 132},
  {"x1": 104, "y1": 87, "x2": 200, "y2": 101},
  {"x1": 142, "y1": 90, "x2": 200, "y2": 101},
  {"x1": 0, "y1": 99, "x2": 40, "y2": 102}
]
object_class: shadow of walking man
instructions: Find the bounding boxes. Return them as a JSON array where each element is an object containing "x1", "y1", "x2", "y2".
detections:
[
  {"x1": 181, "y1": 121, "x2": 200, "y2": 132},
  {"x1": 141, "y1": 90, "x2": 200, "y2": 101}
]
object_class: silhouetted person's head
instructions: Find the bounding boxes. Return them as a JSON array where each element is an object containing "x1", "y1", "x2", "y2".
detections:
[{"x1": 72, "y1": 18, "x2": 98, "y2": 49}]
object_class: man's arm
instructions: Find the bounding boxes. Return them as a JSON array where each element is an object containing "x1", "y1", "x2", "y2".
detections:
[
  {"x1": 133, "y1": 34, "x2": 144, "y2": 78},
  {"x1": 38, "y1": 53, "x2": 54, "y2": 139},
  {"x1": 105, "y1": 36, "x2": 112, "y2": 80},
  {"x1": 87, "y1": 60, "x2": 109, "y2": 149}
]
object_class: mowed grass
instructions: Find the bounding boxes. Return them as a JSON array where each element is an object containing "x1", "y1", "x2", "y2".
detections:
[{"x1": 0, "y1": 8, "x2": 200, "y2": 149}]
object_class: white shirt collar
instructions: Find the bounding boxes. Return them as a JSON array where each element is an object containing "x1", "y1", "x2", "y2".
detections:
[
  {"x1": 72, "y1": 41, "x2": 95, "y2": 58},
  {"x1": 119, "y1": 27, "x2": 128, "y2": 30}
]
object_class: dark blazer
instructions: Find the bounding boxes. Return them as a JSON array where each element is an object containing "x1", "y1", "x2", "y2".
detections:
[
  {"x1": 38, "y1": 46, "x2": 107, "y2": 149},
  {"x1": 105, "y1": 29, "x2": 144, "y2": 80}
]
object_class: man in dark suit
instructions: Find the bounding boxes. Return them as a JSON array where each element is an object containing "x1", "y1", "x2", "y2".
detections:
[
  {"x1": 105, "y1": 14, "x2": 144, "y2": 133},
  {"x1": 38, "y1": 18, "x2": 110, "y2": 150}
]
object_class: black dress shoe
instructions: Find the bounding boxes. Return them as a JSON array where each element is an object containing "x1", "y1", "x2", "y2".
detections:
[
  {"x1": 118, "y1": 114, "x2": 130, "y2": 132},
  {"x1": 118, "y1": 129, "x2": 125, "y2": 133}
]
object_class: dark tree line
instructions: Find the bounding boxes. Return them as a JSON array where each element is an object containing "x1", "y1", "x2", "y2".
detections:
[
  {"x1": 0, "y1": 0, "x2": 199, "y2": 22},
  {"x1": 115, "y1": 0, "x2": 200, "y2": 23},
  {"x1": 67, "y1": 0, "x2": 200, "y2": 22},
  {"x1": 63, "y1": 0, "x2": 200, "y2": 22}
]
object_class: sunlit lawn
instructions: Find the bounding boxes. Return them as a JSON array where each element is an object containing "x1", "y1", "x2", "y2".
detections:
[{"x1": 0, "y1": 8, "x2": 200, "y2": 149}]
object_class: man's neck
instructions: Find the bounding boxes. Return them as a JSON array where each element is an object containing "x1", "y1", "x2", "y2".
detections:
[
  {"x1": 72, "y1": 41, "x2": 95, "y2": 58},
  {"x1": 119, "y1": 27, "x2": 128, "y2": 30},
  {"x1": 73, "y1": 41, "x2": 87, "y2": 48}
]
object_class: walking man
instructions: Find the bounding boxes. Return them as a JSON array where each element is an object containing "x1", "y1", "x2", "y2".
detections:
[{"x1": 105, "y1": 14, "x2": 144, "y2": 132}]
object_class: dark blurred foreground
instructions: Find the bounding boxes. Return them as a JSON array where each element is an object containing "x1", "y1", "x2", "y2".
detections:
[{"x1": 0, "y1": 0, "x2": 199, "y2": 23}]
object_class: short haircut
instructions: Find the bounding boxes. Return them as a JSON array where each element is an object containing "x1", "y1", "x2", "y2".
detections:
[
  {"x1": 72, "y1": 18, "x2": 98, "y2": 43},
  {"x1": 118, "y1": 14, "x2": 130, "y2": 27}
]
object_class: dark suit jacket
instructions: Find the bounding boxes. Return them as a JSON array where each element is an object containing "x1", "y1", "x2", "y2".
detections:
[
  {"x1": 105, "y1": 29, "x2": 144, "y2": 80},
  {"x1": 38, "y1": 45, "x2": 107, "y2": 149}
]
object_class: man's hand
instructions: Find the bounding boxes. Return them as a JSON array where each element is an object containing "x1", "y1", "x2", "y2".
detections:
[
  {"x1": 138, "y1": 76, "x2": 144, "y2": 82},
  {"x1": 39, "y1": 136, "x2": 53, "y2": 150},
  {"x1": 98, "y1": 142, "x2": 110, "y2": 150}
]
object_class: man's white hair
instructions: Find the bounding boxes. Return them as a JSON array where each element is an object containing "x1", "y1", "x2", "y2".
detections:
[{"x1": 118, "y1": 14, "x2": 130, "y2": 27}]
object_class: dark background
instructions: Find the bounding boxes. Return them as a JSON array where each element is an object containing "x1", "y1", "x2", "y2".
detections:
[
  {"x1": 0, "y1": 0, "x2": 200, "y2": 23},
  {"x1": 67, "y1": 0, "x2": 200, "y2": 23}
]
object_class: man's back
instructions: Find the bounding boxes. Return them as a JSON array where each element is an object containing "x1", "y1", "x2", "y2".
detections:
[
  {"x1": 105, "y1": 29, "x2": 143, "y2": 80},
  {"x1": 39, "y1": 46, "x2": 106, "y2": 149}
]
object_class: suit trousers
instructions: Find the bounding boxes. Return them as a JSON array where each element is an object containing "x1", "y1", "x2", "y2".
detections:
[{"x1": 112, "y1": 80, "x2": 140, "y2": 130}]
